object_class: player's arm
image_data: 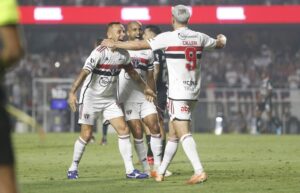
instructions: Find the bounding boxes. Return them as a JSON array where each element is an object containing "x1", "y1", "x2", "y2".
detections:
[
  {"x1": 147, "y1": 69, "x2": 156, "y2": 93},
  {"x1": 102, "y1": 39, "x2": 151, "y2": 50},
  {"x1": 0, "y1": 26, "x2": 23, "y2": 71},
  {"x1": 124, "y1": 65, "x2": 156, "y2": 102},
  {"x1": 68, "y1": 69, "x2": 90, "y2": 112}
]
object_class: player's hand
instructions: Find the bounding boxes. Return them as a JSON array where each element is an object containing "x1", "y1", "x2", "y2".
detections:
[
  {"x1": 144, "y1": 86, "x2": 157, "y2": 103},
  {"x1": 101, "y1": 39, "x2": 116, "y2": 49},
  {"x1": 68, "y1": 93, "x2": 78, "y2": 112}
]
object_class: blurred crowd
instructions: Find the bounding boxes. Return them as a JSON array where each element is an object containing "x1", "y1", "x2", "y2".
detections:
[
  {"x1": 19, "y1": 0, "x2": 300, "y2": 6},
  {"x1": 4, "y1": 26, "x2": 300, "y2": 115}
]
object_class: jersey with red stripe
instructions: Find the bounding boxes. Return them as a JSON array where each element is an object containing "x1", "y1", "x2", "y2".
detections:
[
  {"x1": 79, "y1": 46, "x2": 131, "y2": 103},
  {"x1": 147, "y1": 27, "x2": 216, "y2": 100},
  {"x1": 118, "y1": 49, "x2": 154, "y2": 103}
]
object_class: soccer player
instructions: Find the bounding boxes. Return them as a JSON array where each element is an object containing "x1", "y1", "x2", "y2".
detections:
[
  {"x1": 0, "y1": 0, "x2": 24, "y2": 192},
  {"x1": 255, "y1": 70, "x2": 280, "y2": 133},
  {"x1": 143, "y1": 25, "x2": 172, "y2": 177},
  {"x1": 101, "y1": 5, "x2": 227, "y2": 184},
  {"x1": 118, "y1": 21, "x2": 162, "y2": 174},
  {"x1": 67, "y1": 22, "x2": 155, "y2": 180}
]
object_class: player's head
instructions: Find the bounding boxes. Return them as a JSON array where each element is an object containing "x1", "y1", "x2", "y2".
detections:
[
  {"x1": 94, "y1": 37, "x2": 104, "y2": 48},
  {"x1": 106, "y1": 22, "x2": 126, "y2": 41},
  {"x1": 126, "y1": 21, "x2": 143, "y2": 41},
  {"x1": 171, "y1": 5, "x2": 190, "y2": 27},
  {"x1": 143, "y1": 25, "x2": 161, "y2": 40}
]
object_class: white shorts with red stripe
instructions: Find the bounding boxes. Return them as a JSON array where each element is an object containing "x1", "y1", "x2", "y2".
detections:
[
  {"x1": 167, "y1": 98, "x2": 197, "y2": 121},
  {"x1": 123, "y1": 101, "x2": 157, "y2": 121}
]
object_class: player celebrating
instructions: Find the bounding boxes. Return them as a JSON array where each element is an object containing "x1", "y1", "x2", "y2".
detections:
[
  {"x1": 142, "y1": 25, "x2": 172, "y2": 177},
  {"x1": 67, "y1": 22, "x2": 155, "y2": 180},
  {"x1": 118, "y1": 21, "x2": 162, "y2": 174},
  {"x1": 101, "y1": 5, "x2": 227, "y2": 184}
]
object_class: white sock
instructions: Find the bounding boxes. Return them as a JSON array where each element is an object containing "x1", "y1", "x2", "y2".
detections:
[
  {"x1": 118, "y1": 135, "x2": 135, "y2": 174},
  {"x1": 134, "y1": 138, "x2": 150, "y2": 172},
  {"x1": 158, "y1": 139, "x2": 178, "y2": 175},
  {"x1": 181, "y1": 134, "x2": 204, "y2": 175},
  {"x1": 150, "y1": 134, "x2": 162, "y2": 170},
  {"x1": 69, "y1": 137, "x2": 87, "y2": 171}
]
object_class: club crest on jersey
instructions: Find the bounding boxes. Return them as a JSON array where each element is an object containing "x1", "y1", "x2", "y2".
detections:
[
  {"x1": 131, "y1": 58, "x2": 140, "y2": 68},
  {"x1": 84, "y1": 114, "x2": 90, "y2": 120}
]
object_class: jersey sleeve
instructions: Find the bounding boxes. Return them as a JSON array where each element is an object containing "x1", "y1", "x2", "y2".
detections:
[
  {"x1": 0, "y1": 0, "x2": 19, "y2": 26},
  {"x1": 82, "y1": 47, "x2": 104, "y2": 72},
  {"x1": 121, "y1": 50, "x2": 132, "y2": 71},
  {"x1": 147, "y1": 32, "x2": 171, "y2": 51},
  {"x1": 199, "y1": 33, "x2": 217, "y2": 51}
]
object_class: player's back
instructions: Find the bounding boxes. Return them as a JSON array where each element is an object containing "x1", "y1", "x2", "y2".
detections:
[
  {"x1": 161, "y1": 27, "x2": 215, "y2": 100},
  {"x1": 79, "y1": 46, "x2": 130, "y2": 103}
]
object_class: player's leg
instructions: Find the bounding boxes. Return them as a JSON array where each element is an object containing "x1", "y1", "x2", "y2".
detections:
[
  {"x1": 67, "y1": 102, "x2": 95, "y2": 179},
  {"x1": 0, "y1": 104, "x2": 18, "y2": 193},
  {"x1": 67, "y1": 124, "x2": 93, "y2": 179},
  {"x1": 127, "y1": 119, "x2": 150, "y2": 174},
  {"x1": 101, "y1": 120, "x2": 110, "y2": 145},
  {"x1": 155, "y1": 121, "x2": 178, "y2": 181},
  {"x1": 256, "y1": 103, "x2": 264, "y2": 133},
  {"x1": 171, "y1": 99, "x2": 207, "y2": 184},
  {"x1": 124, "y1": 102, "x2": 150, "y2": 173},
  {"x1": 141, "y1": 102, "x2": 162, "y2": 172},
  {"x1": 105, "y1": 102, "x2": 148, "y2": 179},
  {"x1": 142, "y1": 123, "x2": 154, "y2": 165}
]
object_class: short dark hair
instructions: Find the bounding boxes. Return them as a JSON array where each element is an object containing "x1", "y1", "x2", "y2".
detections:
[
  {"x1": 144, "y1": 25, "x2": 161, "y2": 35},
  {"x1": 106, "y1": 22, "x2": 121, "y2": 33},
  {"x1": 95, "y1": 37, "x2": 104, "y2": 46}
]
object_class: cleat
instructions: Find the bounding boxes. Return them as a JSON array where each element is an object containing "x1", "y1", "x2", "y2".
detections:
[
  {"x1": 100, "y1": 138, "x2": 107, "y2": 145},
  {"x1": 155, "y1": 174, "x2": 164, "y2": 182},
  {"x1": 67, "y1": 170, "x2": 78, "y2": 179},
  {"x1": 150, "y1": 170, "x2": 157, "y2": 178},
  {"x1": 147, "y1": 156, "x2": 154, "y2": 165},
  {"x1": 164, "y1": 170, "x2": 173, "y2": 177},
  {"x1": 126, "y1": 169, "x2": 149, "y2": 179},
  {"x1": 186, "y1": 172, "x2": 208, "y2": 185}
]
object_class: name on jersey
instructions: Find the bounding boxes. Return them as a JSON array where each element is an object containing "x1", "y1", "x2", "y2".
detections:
[{"x1": 183, "y1": 41, "x2": 197, "y2": 46}]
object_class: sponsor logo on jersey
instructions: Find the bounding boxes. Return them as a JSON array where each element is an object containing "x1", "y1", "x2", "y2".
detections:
[
  {"x1": 99, "y1": 77, "x2": 112, "y2": 87},
  {"x1": 126, "y1": 110, "x2": 132, "y2": 115},
  {"x1": 183, "y1": 80, "x2": 197, "y2": 86},
  {"x1": 90, "y1": 58, "x2": 95, "y2": 63},
  {"x1": 178, "y1": 33, "x2": 198, "y2": 40}
]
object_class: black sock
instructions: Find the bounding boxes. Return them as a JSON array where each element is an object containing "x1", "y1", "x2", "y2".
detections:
[
  {"x1": 102, "y1": 123, "x2": 108, "y2": 139},
  {"x1": 146, "y1": 135, "x2": 153, "y2": 157},
  {"x1": 161, "y1": 139, "x2": 166, "y2": 161}
]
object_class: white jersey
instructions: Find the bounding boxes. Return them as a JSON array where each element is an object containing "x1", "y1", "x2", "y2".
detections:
[
  {"x1": 118, "y1": 49, "x2": 154, "y2": 103},
  {"x1": 79, "y1": 46, "x2": 131, "y2": 104},
  {"x1": 147, "y1": 27, "x2": 216, "y2": 100}
]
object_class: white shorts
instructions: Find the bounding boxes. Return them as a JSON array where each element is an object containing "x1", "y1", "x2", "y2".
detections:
[
  {"x1": 123, "y1": 101, "x2": 157, "y2": 121},
  {"x1": 78, "y1": 101, "x2": 124, "y2": 125},
  {"x1": 167, "y1": 99, "x2": 197, "y2": 121}
]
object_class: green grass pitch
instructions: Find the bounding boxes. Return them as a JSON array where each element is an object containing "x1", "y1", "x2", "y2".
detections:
[{"x1": 13, "y1": 133, "x2": 300, "y2": 193}]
